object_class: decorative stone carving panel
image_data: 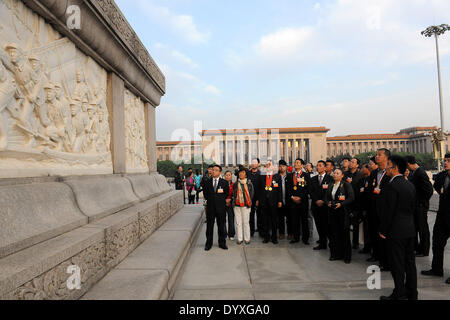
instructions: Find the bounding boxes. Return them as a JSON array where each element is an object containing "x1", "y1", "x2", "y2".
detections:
[
  {"x1": 105, "y1": 220, "x2": 139, "y2": 267},
  {"x1": 124, "y1": 89, "x2": 148, "y2": 172},
  {"x1": 4, "y1": 241, "x2": 106, "y2": 300},
  {"x1": 139, "y1": 209, "x2": 159, "y2": 241},
  {"x1": 0, "y1": 0, "x2": 112, "y2": 178}
]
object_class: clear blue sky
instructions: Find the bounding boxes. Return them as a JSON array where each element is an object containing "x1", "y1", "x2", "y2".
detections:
[{"x1": 116, "y1": 0, "x2": 450, "y2": 141}]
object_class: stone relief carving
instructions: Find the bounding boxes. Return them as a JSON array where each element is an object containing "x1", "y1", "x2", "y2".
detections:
[
  {"x1": 106, "y1": 221, "x2": 139, "y2": 264},
  {"x1": 5, "y1": 241, "x2": 106, "y2": 300},
  {"x1": 0, "y1": 0, "x2": 112, "y2": 177},
  {"x1": 125, "y1": 89, "x2": 148, "y2": 171}
]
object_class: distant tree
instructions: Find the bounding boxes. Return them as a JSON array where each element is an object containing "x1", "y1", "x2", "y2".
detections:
[{"x1": 157, "y1": 158, "x2": 216, "y2": 177}]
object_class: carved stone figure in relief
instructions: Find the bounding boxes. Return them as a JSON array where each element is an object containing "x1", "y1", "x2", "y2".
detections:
[
  {"x1": 4, "y1": 43, "x2": 40, "y2": 142},
  {"x1": 54, "y1": 82, "x2": 71, "y2": 133},
  {"x1": 42, "y1": 83, "x2": 68, "y2": 151},
  {"x1": 96, "y1": 107, "x2": 110, "y2": 153},
  {"x1": 73, "y1": 69, "x2": 91, "y2": 103},
  {"x1": 0, "y1": 48, "x2": 17, "y2": 151},
  {"x1": 69, "y1": 97, "x2": 88, "y2": 153},
  {"x1": 86, "y1": 103, "x2": 99, "y2": 153}
]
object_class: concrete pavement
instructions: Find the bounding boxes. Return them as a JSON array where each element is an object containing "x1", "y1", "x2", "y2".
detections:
[{"x1": 171, "y1": 211, "x2": 450, "y2": 300}]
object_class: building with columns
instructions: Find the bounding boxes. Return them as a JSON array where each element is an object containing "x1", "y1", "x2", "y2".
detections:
[{"x1": 157, "y1": 126, "x2": 448, "y2": 167}]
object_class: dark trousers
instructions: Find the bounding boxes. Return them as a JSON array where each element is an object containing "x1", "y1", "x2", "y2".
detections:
[
  {"x1": 262, "y1": 200, "x2": 278, "y2": 241},
  {"x1": 431, "y1": 218, "x2": 450, "y2": 274},
  {"x1": 414, "y1": 204, "x2": 430, "y2": 256},
  {"x1": 196, "y1": 188, "x2": 200, "y2": 202},
  {"x1": 250, "y1": 199, "x2": 263, "y2": 236},
  {"x1": 351, "y1": 210, "x2": 362, "y2": 248},
  {"x1": 379, "y1": 237, "x2": 390, "y2": 269},
  {"x1": 225, "y1": 206, "x2": 235, "y2": 238},
  {"x1": 329, "y1": 209, "x2": 351, "y2": 261},
  {"x1": 205, "y1": 207, "x2": 227, "y2": 247},
  {"x1": 290, "y1": 203, "x2": 309, "y2": 242},
  {"x1": 278, "y1": 205, "x2": 291, "y2": 235},
  {"x1": 188, "y1": 190, "x2": 195, "y2": 204},
  {"x1": 368, "y1": 208, "x2": 380, "y2": 259},
  {"x1": 312, "y1": 204, "x2": 329, "y2": 247},
  {"x1": 387, "y1": 237, "x2": 418, "y2": 299},
  {"x1": 361, "y1": 210, "x2": 371, "y2": 251}
]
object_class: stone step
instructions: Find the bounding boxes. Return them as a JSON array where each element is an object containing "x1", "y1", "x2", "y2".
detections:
[{"x1": 81, "y1": 204, "x2": 203, "y2": 300}]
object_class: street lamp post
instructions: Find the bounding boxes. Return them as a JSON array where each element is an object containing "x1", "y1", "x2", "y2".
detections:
[{"x1": 421, "y1": 24, "x2": 449, "y2": 171}]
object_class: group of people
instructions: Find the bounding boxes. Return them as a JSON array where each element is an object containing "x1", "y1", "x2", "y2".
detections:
[
  {"x1": 174, "y1": 150, "x2": 450, "y2": 300},
  {"x1": 174, "y1": 167, "x2": 203, "y2": 204}
]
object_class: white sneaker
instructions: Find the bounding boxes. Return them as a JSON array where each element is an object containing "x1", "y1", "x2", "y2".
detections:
[{"x1": 229, "y1": 237, "x2": 234, "y2": 241}]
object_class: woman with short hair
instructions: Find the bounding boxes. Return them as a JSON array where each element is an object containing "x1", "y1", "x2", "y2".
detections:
[{"x1": 232, "y1": 167, "x2": 255, "y2": 245}]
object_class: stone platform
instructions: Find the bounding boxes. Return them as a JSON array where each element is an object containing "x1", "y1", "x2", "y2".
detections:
[
  {"x1": 0, "y1": 173, "x2": 183, "y2": 300},
  {"x1": 172, "y1": 211, "x2": 450, "y2": 300},
  {"x1": 82, "y1": 204, "x2": 203, "y2": 300}
]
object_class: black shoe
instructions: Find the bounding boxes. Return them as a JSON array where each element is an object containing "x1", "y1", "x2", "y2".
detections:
[
  {"x1": 359, "y1": 249, "x2": 370, "y2": 254},
  {"x1": 272, "y1": 239, "x2": 279, "y2": 244},
  {"x1": 380, "y1": 267, "x2": 390, "y2": 272},
  {"x1": 366, "y1": 257, "x2": 378, "y2": 262},
  {"x1": 219, "y1": 244, "x2": 228, "y2": 250},
  {"x1": 344, "y1": 259, "x2": 351, "y2": 264},
  {"x1": 329, "y1": 257, "x2": 342, "y2": 261},
  {"x1": 415, "y1": 252, "x2": 426, "y2": 257},
  {"x1": 263, "y1": 239, "x2": 270, "y2": 244},
  {"x1": 380, "y1": 294, "x2": 408, "y2": 300},
  {"x1": 352, "y1": 244, "x2": 359, "y2": 250},
  {"x1": 205, "y1": 245, "x2": 212, "y2": 251},
  {"x1": 421, "y1": 269, "x2": 443, "y2": 277},
  {"x1": 303, "y1": 241, "x2": 310, "y2": 245},
  {"x1": 313, "y1": 245, "x2": 326, "y2": 250},
  {"x1": 446, "y1": 277, "x2": 450, "y2": 284},
  {"x1": 290, "y1": 239, "x2": 300, "y2": 244}
]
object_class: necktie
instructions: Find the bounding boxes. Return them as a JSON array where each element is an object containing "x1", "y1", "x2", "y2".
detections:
[
  {"x1": 214, "y1": 179, "x2": 217, "y2": 192},
  {"x1": 319, "y1": 175, "x2": 323, "y2": 185}
]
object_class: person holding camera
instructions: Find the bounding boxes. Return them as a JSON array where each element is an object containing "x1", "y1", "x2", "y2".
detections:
[{"x1": 325, "y1": 168, "x2": 355, "y2": 264}]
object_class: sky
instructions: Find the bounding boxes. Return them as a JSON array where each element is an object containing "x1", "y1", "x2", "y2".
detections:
[{"x1": 115, "y1": 0, "x2": 450, "y2": 142}]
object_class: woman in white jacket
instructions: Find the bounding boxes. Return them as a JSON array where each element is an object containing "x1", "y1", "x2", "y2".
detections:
[{"x1": 232, "y1": 166, "x2": 255, "y2": 245}]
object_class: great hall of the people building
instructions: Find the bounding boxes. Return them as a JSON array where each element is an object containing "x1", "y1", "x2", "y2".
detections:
[{"x1": 156, "y1": 126, "x2": 450, "y2": 167}]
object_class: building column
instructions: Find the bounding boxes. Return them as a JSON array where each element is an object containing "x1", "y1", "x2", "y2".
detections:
[
  {"x1": 145, "y1": 102, "x2": 157, "y2": 172},
  {"x1": 107, "y1": 72, "x2": 126, "y2": 174}
]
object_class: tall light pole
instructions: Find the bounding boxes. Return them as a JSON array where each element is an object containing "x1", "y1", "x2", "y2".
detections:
[{"x1": 421, "y1": 24, "x2": 449, "y2": 171}]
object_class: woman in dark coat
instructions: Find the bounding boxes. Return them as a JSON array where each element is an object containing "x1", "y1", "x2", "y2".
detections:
[{"x1": 325, "y1": 168, "x2": 355, "y2": 264}]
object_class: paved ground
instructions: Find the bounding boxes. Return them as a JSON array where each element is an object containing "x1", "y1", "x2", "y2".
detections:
[{"x1": 171, "y1": 209, "x2": 450, "y2": 300}]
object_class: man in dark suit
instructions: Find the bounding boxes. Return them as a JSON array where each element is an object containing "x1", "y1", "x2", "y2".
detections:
[
  {"x1": 203, "y1": 165, "x2": 230, "y2": 251},
  {"x1": 248, "y1": 158, "x2": 262, "y2": 237},
  {"x1": 347, "y1": 158, "x2": 364, "y2": 249},
  {"x1": 310, "y1": 160, "x2": 333, "y2": 250},
  {"x1": 405, "y1": 156, "x2": 433, "y2": 257},
  {"x1": 366, "y1": 148, "x2": 391, "y2": 271},
  {"x1": 379, "y1": 155, "x2": 418, "y2": 300},
  {"x1": 287, "y1": 158, "x2": 312, "y2": 245},
  {"x1": 421, "y1": 153, "x2": 450, "y2": 284},
  {"x1": 256, "y1": 159, "x2": 283, "y2": 244},
  {"x1": 278, "y1": 159, "x2": 291, "y2": 240},
  {"x1": 174, "y1": 165, "x2": 185, "y2": 204}
]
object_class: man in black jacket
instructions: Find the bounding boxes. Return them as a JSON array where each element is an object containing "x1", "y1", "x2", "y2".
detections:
[
  {"x1": 310, "y1": 160, "x2": 333, "y2": 250},
  {"x1": 379, "y1": 155, "x2": 418, "y2": 300},
  {"x1": 174, "y1": 165, "x2": 185, "y2": 203},
  {"x1": 347, "y1": 158, "x2": 364, "y2": 249},
  {"x1": 366, "y1": 148, "x2": 391, "y2": 271},
  {"x1": 421, "y1": 153, "x2": 450, "y2": 284},
  {"x1": 248, "y1": 158, "x2": 262, "y2": 237},
  {"x1": 278, "y1": 160, "x2": 291, "y2": 240},
  {"x1": 405, "y1": 156, "x2": 434, "y2": 257},
  {"x1": 203, "y1": 165, "x2": 230, "y2": 251},
  {"x1": 257, "y1": 159, "x2": 282, "y2": 244},
  {"x1": 287, "y1": 158, "x2": 312, "y2": 245}
]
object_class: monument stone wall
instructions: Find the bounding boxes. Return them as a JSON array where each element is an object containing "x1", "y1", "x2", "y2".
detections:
[{"x1": 0, "y1": 0, "x2": 183, "y2": 300}]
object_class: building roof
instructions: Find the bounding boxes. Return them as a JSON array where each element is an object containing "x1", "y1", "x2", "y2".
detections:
[
  {"x1": 156, "y1": 141, "x2": 201, "y2": 146},
  {"x1": 327, "y1": 134, "x2": 411, "y2": 142},
  {"x1": 201, "y1": 126, "x2": 330, "y2": 136}
]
